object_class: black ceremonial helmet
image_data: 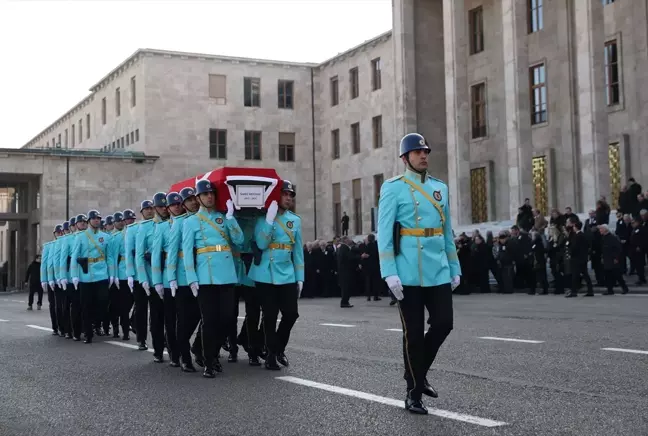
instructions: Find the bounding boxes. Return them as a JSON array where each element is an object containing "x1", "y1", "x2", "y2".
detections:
[{"x1": 282, "y1": 180, "x2": 296, "y2": 198}]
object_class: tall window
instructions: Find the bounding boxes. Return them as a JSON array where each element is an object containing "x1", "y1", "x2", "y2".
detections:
[
  {"x1": 209, "y1": 129, "x2": 227, "y2": 159},
  {"x1": 331, "y1": 129, "x2": 340, "y2": 159},
  {"x1": 330, "y1": 76, "x2": 339, "y2": 106},
  {"x1": 244, "y1": 130, "x2": 262, "y2": 160},
  {"x1": 604, "y1": 40, "x2": 620, "y2": 106},
  {"x1": 469, "y1": 7, "x2": 484, "y2": 54},
  {"x1": 86, "y1": 114, "x2": 90, "y2": 138},
  {"x1": 279, "y1": 132, "x2": 295, "y2": 162},
  {"x1": 64, "y1": 129, "x2": 68, "y2": 147},
  {"x1": 351, "y1": 122, "x2": 360, "y2": 154},
  {"x1": 371, "y1": 58, "x2": 382, "y2": 90},
  {"x1": 130, "y1": 76, "x2": 137, "y2": 107},
  {"x1": 471, "y1": 83, "x2": 487, "y2": 138},
  {"x1": 528, "y1": 0, "x2": 543, "y2": 33},
  {"x1": 115, "y1": 87, "x2": 121, "y2": 117},
  {"x1": 58, "y1": 133, "x2": 61, "y2": 147},
  {"x1": 373, "y1": 174, "x2": 384, "y2": 207},
  {"x1": 209, "y1": 74, "x2": 227, "y2": 104},
  {"x1": 372, "y1": 116, "x2": 382, "y2": 148},
  {"x1": 278, "y1": 80, "x2": 293, "y2": 109},
  {"x1": 71, "y1": 123, "x2": 75, "y2": 147},
  {"x1": 78, "y1": 119, "x2": 82, "y2": 144},
  {"x1": 349, "y1": 67, "x2": 359, "y2": 99},
  {"x1": 352, "y1": 178, "x2": 362, "y2": 235},
  {"x1": 101, "y1": 98, "x2": 107, "y2": 125},
  {"x1": 333, "y1": 183, "x2": 341, "y2": 236},
  {"x1": 529, "y1": 63, "x2": 547, "y2": 125},
  {"x1": 244, "y1": 77, "x2": 261, "y2": 107}
]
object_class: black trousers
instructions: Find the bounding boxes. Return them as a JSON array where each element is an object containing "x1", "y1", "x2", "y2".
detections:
[
  {"x1": 28, "y1": 286, "x2": 43, "y2": 306},
  {"x1": 149, "y1": 290, "x2": 165, "y2": 358},
  {"x1": 397, "y1": 284, "x2": 453, "y2": 399},
  {"x1": 133, "y1": 282, "x2": 149, "y2": 343},
  {"x1": 197, "y1": 284, "x2": 235, "y2": 369},
  {"x1": 47, "y1": 288, "x2": 58, "y2": 332},
  {"x1": 117, "y1": 281, "x2": 133, "y2": 337},
  {"x1": 239, "y1": 286, "x2": 263, "y2": 357},
  {"x1": 364, "y1": 271, "x2": 382, "y2": 299},
  {"x1": 257, "y1": 282, "x2": 299, "y2": 355},
  {"x1": 605, "y1": 268, "x2": 629, "y2": 294},
  {"x1": 163, "y1": 288, "x2": 179, "y2": 363},
  {"x1": 68, "y1": 288, "x2": 82, "y2": 339},
  {"x1": 80, "y1": 280, "x2": 109, "y2": 340},
  {"x1": 176, "y1": 286, "x2": 202, "y2": 365},
  {"x1": 631, "y1": 252, "x2": 646, "y2": 282},
  {"x1": 105, "y1": 284, "x2": 121, "y2": 334},
  {"x1": 498, "y1": 266, "x2": 514, "y2": 294},
  {"x1": 54, "y1": 288, "x2": 69, "y2": 335},
  {"x1": 570, "y1": 262, "x2": 593, "y2": 294},
  {"x1": 339, "y1": 278, "x2": 351, "y2": 306},
  {"x1": 532, "y1": 268, "x2": 549, "y2": 294},
  {"x1": 226, "y1": 287, "x2": 242, "y2": 354}
]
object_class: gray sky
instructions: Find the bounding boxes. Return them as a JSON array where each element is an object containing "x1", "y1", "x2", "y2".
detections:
[{"x1": 0, "y1": 0, "x2": 392, "y2": 149}]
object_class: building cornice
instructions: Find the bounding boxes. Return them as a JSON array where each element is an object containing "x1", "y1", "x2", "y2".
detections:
[
  {"x1": 316, "y1": 30, "x2": 392, "y2": 69},
  {"x1": 0, "y1": 148, "x2": 159, "y2": 163}
]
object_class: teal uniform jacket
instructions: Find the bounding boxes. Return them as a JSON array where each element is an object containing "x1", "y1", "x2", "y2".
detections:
[
  {"x1": 40, "y1": 241, "x2": 53, "y2": 284},
  {"x1": 248, "y1": 210, "x2": 305, "y2": 285},
  {"x1": 70, "y1": 228, "x2": 115, "y2": 283},
  {"x1": 110, "y1": 229, "x2": 128, "y2": 280},
  {"x1": 125, "y1": 222, "x2": 140, "y2": 279},
  {"x1": 377, "y1": 168, "x2": 461, "y2": 287},
  {"x1": 56, "y1": 234, "x2": 75, "y2": 283},
  {"x1": 50, "y1": 238, "x2": 62, "y2": 283},
  {"x1": 135, "y1": 219, "x2": 156, "y2": 284},
  {"x1": 166, "y1": 213, "x2": 192, "y2": 287},
  {"x1": 151, "y1": 219, "x2": 172, "y2": 288},
  {"x1": 181, "y1": 207, "x2": 244, "y2": 286},
  {"x1": 234, "y1": 216, "x2": 256, "y2": 287},
  {"x1": 46, "y1": 240, "x2": 57, "y2": 282}
]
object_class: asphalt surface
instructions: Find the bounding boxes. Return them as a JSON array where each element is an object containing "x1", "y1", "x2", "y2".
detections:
[{"x1": 1, "y1": 291, "x2": 647, "y2": 436}]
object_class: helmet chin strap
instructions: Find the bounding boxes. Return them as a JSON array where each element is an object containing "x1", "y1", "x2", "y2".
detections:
[{"x1": 405, "y1": 155, "x2": 428, "y2": 183}]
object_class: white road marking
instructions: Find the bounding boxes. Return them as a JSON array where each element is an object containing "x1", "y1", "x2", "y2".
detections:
[
  {"x1": 385, "y1": 328, "x2": 402, "y2": 332},
  {"x1": 277, "y1": 376, "x2": 507, "y2": 428},
  {"x1": 602, "y1": 347, "x2": 648, "y2": 355},
  {"x1": 9, "y1": 300, "x2": 26, "y2": 303},
  {"x1": 0, "y1": 319, "x2": 9, "y2": 322},
  {"x1": 26, "y1": 325, "x2": 52, "y2": 332},
  {"x1": 320, "y1": 323, "x2": 355, "y2": 328},
  {"x1": 105, "y1": 340, "x2": 168, "y2": 355},
  {"x1": 237, "y1": 316, "x2": 245, "y2": 320},
  {"x1": 478, "y1": 336, "x2": 544, "y2": 344}
]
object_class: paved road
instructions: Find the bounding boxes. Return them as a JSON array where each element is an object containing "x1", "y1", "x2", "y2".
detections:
[{"x1": 1, "y1": 291, "x2": 647, "y2": 436}]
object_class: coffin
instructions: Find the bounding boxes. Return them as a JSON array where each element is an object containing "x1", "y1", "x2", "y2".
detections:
[{"x1": 169, "y1": 167, "x2": 282, "y2": 214}]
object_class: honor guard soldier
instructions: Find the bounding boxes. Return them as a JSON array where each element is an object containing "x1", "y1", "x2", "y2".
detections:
[
  {"x1": 110, "y1": 211, "x2": 132, "y2": 340},
  {"x1": 249, "y1": 180, "x2": 304, "y2": 371},
  {"x1": 70, "y1": 210, "x2": 115, "y2": 343},
  {"x1": 53, "y1": 221, "x2": 72, "y2": 338},
  {"x1": 50, "y1": 223, "x2": 68, "y2": 338},
  {"x1": 127, "y1": 202, "x2": 153, "y2": 350},
  {"x1": 42, "y1": 227, "x2": 62, "y2": 335},
  {"x1": 105, "y1": 215, "x2": 115, "y2": 233},
  {"x1": 67, "y1": 214, "x2": 88, "y2": 341},
  {"x1": 182, "y1": 180, "x2": 244, "y2": 378},
  {"x1": 168, "y1": 187, "x2": 203, "y2": 372},
  {"x1": 152, "y1": 192, "x2": 183, "y2": 368},
  {"x1": 136, "y1": 193, "x2": 168, "y2": 362},
  {"x1": 103, "y1": 213, "x2": 120, "y2": 338},
  {"x1": 378, "y1": 133, "x2": 461, "y2": 415}
]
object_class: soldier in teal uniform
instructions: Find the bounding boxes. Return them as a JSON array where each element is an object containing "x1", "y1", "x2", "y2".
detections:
[
  {"x1": 49, "y1": 224, "x2": 67, "y2": 337},
  {"x1": 181, "y1": 180, "x2": 243, "y2": 378},
  {"x1": 249, "y1": 180, "x2": 304, "y2": 371},
  {"x1": 152, "y1": 191, "x2": 184, "y2": 368},
  {"x1": 53, "y1": 222, "x2": 72, "y2": 338},
  {"x1": 109, "y1": 211, "x2": 132, "y2": 340},
  {"x1": 167, "y1": 187, "x2": 203, "y2": 372},
  {"x1": 66, "y1": 214, "x2": 87, "y2": 341},
  {"x1": 127, "y1": 201, "x2": 153, "y2": 350},
  {"x1": 39, "y1": 240, "x2": 52, "y2": 320},
  {"x1": 136, "y1": 193, "x2": 168, "y2": 363},
  {"x1": 104, "y1": 215, "x2": 115, "y2": 233},
  {"x1": 70, "y1": 210, "x2": 115, "y2": 344},
  {"x1": 378, "y1": 133, "x2": 461, "y2": 415},
  {"x1": 42, "y1": 225, "x2": 62, "y2": 335}
]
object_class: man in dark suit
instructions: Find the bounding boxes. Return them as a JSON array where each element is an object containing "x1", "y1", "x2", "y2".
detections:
[
  {"x1": 337, "y1": 236, "x2": 357, "y2": 307},
  {"x1": 361, "y1": 234, "x2": 382, "y2": 301},
  {"x1": 600, "y1": 224, "x2": 629, "y2": 295},
  {"x1": 566, "y1": 219, "x2": 594, "y2": 297}
]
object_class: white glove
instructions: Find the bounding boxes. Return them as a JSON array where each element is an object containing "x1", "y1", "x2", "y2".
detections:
[
  {"x1": 41, "y1": 282, "x2": 48, "y2": 292},
  {"x1": 451, "y1": 275, "x2": 461, "y2": 291},
  {"x1": 56, "y1": 280, "x2": 61, "y2": 287},
  {"x1": 115, "y1": 279, "x2": 120, "y2": 289},
  {"x1": 60, "y1": 279, "x2": 68, "y2": 290},
  {"x1": 49, "y1": 281, "x2": 56, "y2": 291},
  {"x1": 154, "y1": 283, "x2": 164, "y2": 298},
  {"x1": 169, "y1": 280, "x2": 178, "y2": 297},
  {"x1": 72, "y1": 277, "x2": 79, "y2": 290},
  {"x1": 265, "y1": 200, "x2": 278, "y2": 225},
  {"x1": 297, "y1": 281, "x2": 303, "y2": 298},
  {"x1": 142, "y1": 281, "x2": 151, "y2": 296},
  {"x1": 127, "y1": 276, "x2": 134, "y2": 293},
  {"x1": 225, "y1": 199, "x2": 235, "y2": 220},
  {"x1": 385, "y1": 275, "x2": 404, "y2": 301},
  {"x1": 109, "y1": 276, "x2": 114, "y2": 287},
  {"x1": 190, "y1": 281, "x2": 199, "y2": 297}
]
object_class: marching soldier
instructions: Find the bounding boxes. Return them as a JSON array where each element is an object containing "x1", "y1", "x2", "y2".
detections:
[
  {"x1": 127, "y1": 201, "x2": 153, "y2": 350},
  {"x1": 377, "y1": 133, "x2": 461, "y2": 415},
  {"x1": 53, "y1": 221, "x2": 72, "y2": 338},
  {"x1": 136, "y1": 193, "x2": 168, "y2": 363},
  {"x1": 70, "y1": 210, "x2": 115, "y2": 343},
  {"x1": 67, "y1": 214, "x2": 87, "y2": 341},
  {"x1": 249, "y1": 180, "x2": 304, "y2": 371},
  {"x1": 152, "y1": 192, "x2": 184, "y2": 368},
  {"x1": 110, "y1": 211, "x2": 132, "y2": 340},
  {"x1": 168, "y1": 187, "x2": 202, "y2": 372},
  {"x1": 182, "y1": 180, "x2": 243, "y2": 378},
  {"x1": 50, "y1": 223, "x2": 67, "y2": 337},
  {"x1": 104, "y1": 215, "x2": 115, "y2": 233},
  {"x1": 41, "y1": 229, "x2": 60, "y2": 335}
]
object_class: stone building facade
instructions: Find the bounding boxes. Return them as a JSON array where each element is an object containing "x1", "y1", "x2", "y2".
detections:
[{"x1": 22, "y1": 0, "x2": 646, "y2": 237}]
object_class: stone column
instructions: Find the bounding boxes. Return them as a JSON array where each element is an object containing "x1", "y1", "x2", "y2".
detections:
[
  {"x1": 443, "y1": 0, "x2": 472, "y2": 225},
  {"x1": 501, "y1": 0, "x2": 533, "y2": 219},
  {"x1": 574, "y1": 0, "x2": 609, "y2": 210},
  {"x1": 393, "y1": 0, "x2": 418, "y2": 138}
]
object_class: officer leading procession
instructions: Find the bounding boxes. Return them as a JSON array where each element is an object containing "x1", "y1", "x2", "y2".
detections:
[{"x1": 36, "y1": 133, "x2": 457, "y2": 415}]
